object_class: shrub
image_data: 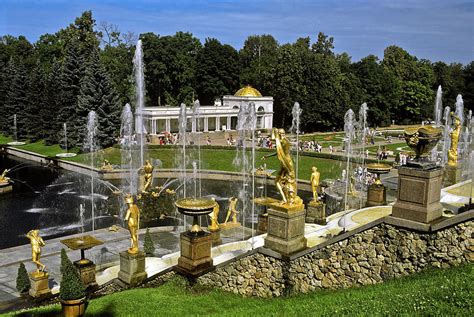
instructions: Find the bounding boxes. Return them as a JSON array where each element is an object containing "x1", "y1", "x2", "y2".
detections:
[
  {"x1": 59, "y1": 249, "x2": 86, "y2": 301},
  {"x1": 16, "y1": 262, "x2": 30, "y2": 294},
  {"x1": 144, "y1": 228, "x2": 155, "y2": 256}
]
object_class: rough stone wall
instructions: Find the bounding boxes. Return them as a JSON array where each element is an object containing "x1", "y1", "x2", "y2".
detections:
[{"x1": 196, "y1": 221, "x2": 473, "y2": 297}]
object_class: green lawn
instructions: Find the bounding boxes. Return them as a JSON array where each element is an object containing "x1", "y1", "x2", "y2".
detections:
[
  {"x1": 366, "y1": 142, "x2": 409, "y2": 155},
  {"x1": 0, "y1": 135, "x2": 13, "y2": 144},
  {"x1": 6, "y1": 264, "x2": 472, "y2": 316}
]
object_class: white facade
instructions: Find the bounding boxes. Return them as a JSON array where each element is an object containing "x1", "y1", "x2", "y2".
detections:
[{"x1": 137, "y1": 92, "x2": 273, "y2": 134}]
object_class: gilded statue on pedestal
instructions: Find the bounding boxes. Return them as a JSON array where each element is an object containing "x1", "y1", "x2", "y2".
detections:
[
  {"x1": 310, "y1": 166, "x2": 320, "y2": 202},
  {"x1": 139, "y1": 160, "x2": 154, "y2": 192},
  {"x1": 224, "y1": 197, "x2": 239, "y2": 224},
  {"x1": 0, "y1": 169, "x2": 10, "y2": 184},
  {"x1": 26, "y1": 230, "x2": 46, "y2": 275},
  {"x1": 349, "y1": 175, "x2": 357, "y2": 196},
  {"x1": 208, "y1": 198, "x2": 220, "y2": 231},
  {"x1": 124, "y1": 195, "x2": 140, "y2": 254},
  {"x1": 101, "y1": 159, "x2": 113, "y2": 171},
  {"x1": 448, "y1": 113, "x2": 461, "y2": 167},
  {"x1": 262, "y1": 128, "x2": 302, "y2": 206}
]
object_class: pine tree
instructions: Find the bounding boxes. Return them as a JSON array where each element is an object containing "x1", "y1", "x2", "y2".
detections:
[
  {"x1": 25, "y1": 60, "x2": 45, "y2": 141},
  {"x1": 43, "y1": 59, "x2": 63, "y2": 144},
  {"x1": 59, "y1": 40, "x2": 84, "y2": 147},
  {"x1": 16, "y1": 262, "x2": 30, "y2": 294},
  {"x1": 4, "y1": 58, "x2": 28, "y2": 139},
  {"x1": 75, "y1": 48, "x2": 121, "y2": 149},
  {"x1": 143, "y1": 228, "x2": 155, "y2": 256},
  {"x1": 0, "y1": 60, "x2": 10, "y2": 134},
  {"x1": 59, "y1": 249, "x2": 86, "y2": 300}
]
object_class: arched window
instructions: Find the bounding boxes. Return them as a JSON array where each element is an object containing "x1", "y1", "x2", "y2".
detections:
[
  {"x1": 233, "y1": 105, "x2": 239, "y2": 110},
  {"x1": 257, "y1": 106, "x2": 265, "y2": 113}
]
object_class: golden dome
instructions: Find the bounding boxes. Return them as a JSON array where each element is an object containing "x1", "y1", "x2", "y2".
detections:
[{"x1": 234, "y1": 85, "x2": 262, "y2": 97}]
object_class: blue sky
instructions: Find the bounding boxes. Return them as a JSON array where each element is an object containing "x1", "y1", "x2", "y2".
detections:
[{"x1": 1, "y1": 0, "x2": 473, "y2": 64}]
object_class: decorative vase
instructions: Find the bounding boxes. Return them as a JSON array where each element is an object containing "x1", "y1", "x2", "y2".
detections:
[{"x1": 60, "y1": 297, "x2": 87, "y2": 317}]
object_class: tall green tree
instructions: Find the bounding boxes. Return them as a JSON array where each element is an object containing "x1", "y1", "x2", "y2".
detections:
[
  {"x1": 25, "y1": 60, "x2": 46, "y2": 141},
  {"x1": 195, "y1": 38, "x2": 240, "y2": 105},
  {"x1": 43, "y1": 59, "x2": 63, "y2": 144},
  {"x1": 4, "y1": 58, "x2": 28, "y2": 139}
]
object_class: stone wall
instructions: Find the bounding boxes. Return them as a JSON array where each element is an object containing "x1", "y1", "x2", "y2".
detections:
[{"x1": 196, "y1": 221, "x2": 473, "y2": 297}]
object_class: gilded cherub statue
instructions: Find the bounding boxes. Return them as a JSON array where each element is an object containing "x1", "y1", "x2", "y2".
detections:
[
  {"x1": 139, "y1": 160, "x2": 154, "y2": 192},
  {"x1": 261, "y1": 128, "x2": 302, "y2": 206},
  {"x1": 349, "y1": 175, "x2": 357, "y2": 197},
  {"x1": 448, "y1": 113, "x2": 461, "y2": 167},
  {"x1": 224, "y1": 197, "x2": 239, "y2": 224},
  {"x1": 0, "y1": 169, "x2": 10, "y2": 184},
  {"x1": 101, "y1": 159, "x2": 113, "y2": 171},
  {"x1": 124, "y1": 194, "x2": 140, "y2": 254},
  {"x1": 310, "y1": 166, "x2": 320, "y2": 202},
  {"x1": 208, "y1": 198, "x2": 220, "y2": 231},
  {"x1": 26, "y1": 230, "x2": 46, "y2": 275}
]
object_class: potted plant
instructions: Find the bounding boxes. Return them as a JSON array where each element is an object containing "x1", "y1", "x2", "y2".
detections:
[
  {"x1": 144, "y1": 227, "x2": 155, "y2": 256},
  {"x1": 16, "y1": 262, "x2": 30, "y2": 297},
  {"x1": 59, "y1": 249, "x2": 87, "y2": 317}
]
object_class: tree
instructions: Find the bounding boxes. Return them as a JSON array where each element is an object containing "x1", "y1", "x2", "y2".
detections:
[
  {"x1": 399, "y1": 81, "x2": 433, "y2": 123},
  {"x1": 143, "y1": 228, "x2": 155, "y2": 256},
  {"x1": 25, "y1": 60, "x2": 46, "y2": 141},
  {"x1": 16, "y1": 262, "x2": 30, "y2": 294},
  {"x1": 75, "y1": 49, "x2": 121, "y2": 148},
  {"x1": 4, "y1": 58, "x2": 28, "y2": 139},
  {"x1": 59, "y1": 249, "x2": 86, "y2": 301},
  {"x1": 43, "y1": 59, "x2": 63, "y2": 144},
  {"x1": 195, "y1": 38, "x2": 240, "y2": 105}
]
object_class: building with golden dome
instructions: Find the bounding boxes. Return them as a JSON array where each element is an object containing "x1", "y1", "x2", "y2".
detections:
[{"x1": 138, "y1": 85, "x2": 273, "y2": 134}]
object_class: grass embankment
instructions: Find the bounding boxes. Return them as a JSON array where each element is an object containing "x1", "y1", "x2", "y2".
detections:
[{"x1": 7, "y1": 264, "x2": 473, "y2": 316}]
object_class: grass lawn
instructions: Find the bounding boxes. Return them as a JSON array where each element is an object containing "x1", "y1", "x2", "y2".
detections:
[
  {"x1": 366, "y1": 142, "x2": 409, "y2": 155},
  {"x1": 70, "y1": 147, "x2": 344, "y2": 180},
  {"x1": 7, "y1": 264, "x2": 472, "y2": 316},
  {"x1": 0, "y1": 135, "x2": 13, "y2": 144}
]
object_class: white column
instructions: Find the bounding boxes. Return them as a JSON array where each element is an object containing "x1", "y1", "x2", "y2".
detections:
[
  {"x1": 192, "y1": 117, "x2": 196, "y2": 133},
  {"x1": 227, "y1": 116, "x2": 231, "y2": 130},
  {"x1": 215, "y1": 117, "x2": 220, "y2": 131},
  {"x1": 204, "y1": 117, "x2": 209, "y2": 132},
  {"x1": 165, "y1": 118, "x2": 171, "y2": 132},
  {"x1": 152, "y1": 119, "x2": 156, "y2": 134}
]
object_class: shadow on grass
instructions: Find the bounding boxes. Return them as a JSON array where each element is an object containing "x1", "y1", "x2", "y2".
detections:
[{"x1": 14, "y1": 302, "x2": 118, "y2": 317}]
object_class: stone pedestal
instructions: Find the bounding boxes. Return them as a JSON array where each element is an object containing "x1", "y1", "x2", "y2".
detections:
[
  {"x1": 444, "y1": 165, "x2": 462, "y2": 186},
  {"x1": 306, "y1": 201, "x2": 326, "y2": 225},
  {"x1": 118, "y1": 251, "x2": 147, "y2": 286},
  {"x1": 257, "y1": 213, "x2": 268, "y2": 234},
  {"x1": 74, "y1": 259, "x2": 97, "y2": 289},
  {"x1": 264, "y1": 203, "x2": 307, "y2": 255},
  {"x1": 177, "y1": 231, "x2": 213, "y2": 276},
  {"x1": 392, "y1": 166, "x2": 443, "y2": 223},
  {"x1": 209, "y1": 229, "x2": 222, "y2": 246},
  {"x1": 219, "y1": 222, "x2": 241, "y2": 230},
  {"x1": 29, "y1": 272, "x2": 51, "y2": 298},
  {"x1": 366, "y1": 184, "x2": 386, "y2": 207}
]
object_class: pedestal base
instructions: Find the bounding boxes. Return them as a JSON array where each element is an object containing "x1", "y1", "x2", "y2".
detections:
[
  {"x1": 257, "y1": 213, "x2": 268, "y2": 234},
  {"x1": 219, "y1": 222, "x2": 241, "y2": 230},
  {"x1": 209, "y1": 229, "x2": 222, "y2": 246},
  {"x1": 74, "y1": 259, "x2": 97, "y2": 289},
  {"x1": 29, "y1": 272, "x2": 51, "y2": 298},
  {"x1": 264, "y1": 203, "x2": 307, "y2": 255},
  {"x1": 118, "y1": 251, "x2": 147, "y2": 286},
  {"x1": 306, "y1": 201, "x2": 326, "y2": 225},
  {"x1": 0, "y1": 182, "x2": 12, "y2": 194},
  {"x1": 177, "y1": 231, "x2": 213, "y2": 276},
  {"x1": 444, "y1": 165, "x2": 462, "y2": 187},
  {"x1": 392, "y1": 166, "x2": 443, "y2": 223},
  {"x1": 366, "y1": 184, "x2": 387, "y2": 207}
]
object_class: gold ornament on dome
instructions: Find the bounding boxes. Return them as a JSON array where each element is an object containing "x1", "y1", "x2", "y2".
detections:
[{"x1": 234, "y1": 85, "x2": 263, "y2": 97}]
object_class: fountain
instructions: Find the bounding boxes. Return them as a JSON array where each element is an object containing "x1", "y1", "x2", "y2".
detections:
[
  {"x1": 434, "y1": 86, "x2": 443, "y2": 125},
  {"x1": 8, "y1": 114, "x2": 25, "y2": 146},
  {"x1": 191, "y1": 99, "x2": 202, "y2": 197},
  {"x1": 440, "y1": 106, "x2": 451, "y2": 166},
  {"x1": 0, "y1": 168, "x2": 13, "y2": 194},
  {"x1": 133, "y1": 39, "x2": 147, "y2": 167},
  {"x1": 84, "y1": 111, "x2": 98, "y2": 232},
  {"x1": 290, "y1": 102, "x2": 302, "y2": 187},
  {"x1": 56, "y1": 123, "x2": 77, "y2": 158}
]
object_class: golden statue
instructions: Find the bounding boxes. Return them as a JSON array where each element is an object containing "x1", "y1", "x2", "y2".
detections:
[
  {"x1": 262, "y1": 128, "x2": 302, "y2": 206},
  {"x1": 101, "y1": 159, "x2": 113, "y2": 171},
  {"x1": 26, "y1": 230, "x2": 46, "y2": 275},
  {"x1": 208, "y1": 198, "x2": 220, "y2": 231},
  {"x1": 224, "y1": 197, "x2": 239, "y2": 224},
  {"x1": 139, "y1": 160, "x2": 154, "y2": 192},
  {"x1": 349, "y1": 175, "x2": 357, "y2": 197},
  {"x1": 124, "y1": 194, "x2": 140, "y2": 254},
  {"x1": 310, "y1": 166, "x2": 320, "y2": 202},
  {"x1": 0, "y1": 169, "x2": 10, "y2": 184},
  {"x1": 448, "y1": 113, "x2": 461, "y2": 167}
]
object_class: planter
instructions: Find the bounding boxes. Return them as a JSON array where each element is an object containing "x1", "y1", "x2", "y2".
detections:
[{"x1": 61, "y1": 297, "x2": 87, "y2": 317}]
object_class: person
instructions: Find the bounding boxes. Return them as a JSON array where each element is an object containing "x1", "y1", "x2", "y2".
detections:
[
  {"x1": 206, "y1": 136, "x2": 211, "y2": 146},
  {"x1": 139, "y1": 160, "x2": 154, "y2": 192},
  {"x1": 366, "y1": 149, "x2": 369, "y2": 158},
  {"x1": 261, "y1": 128, "x2": 302, "y2": 205},
  {"x1": 310, "y1": 166, "x2": 320, "y2": 202},
  {"x1": 124, "y1": 195, "x2": 140, "y2": 254},
  {"x1": 26, "y1": 230, "x2": 46, "y2": 273},
  {"x1": 329, "y1": 145, "x2": 333, "y2": 153}
]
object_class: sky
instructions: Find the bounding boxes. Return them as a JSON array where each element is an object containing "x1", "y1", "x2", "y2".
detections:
[{"x1": 1, "y1": 0, "x2": 473, "y2": 64}]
